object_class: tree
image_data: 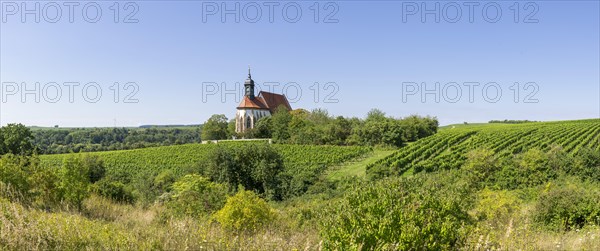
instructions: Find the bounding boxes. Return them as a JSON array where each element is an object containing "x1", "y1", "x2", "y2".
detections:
[
  {"x1": 82, "y1": 154, "x2": 105, "y2": 183},
  {"x1": 205, "y1": 144, "x2": 285, "y2": 200},
  {"x1": 326, "y1": 116, "x2": 352, "y2": 145},
  {"x1": 0, "y1": 154, "x2": 31, "y2": 199},
  {"x1": 201, "y1": 114, "x2": 229, "y2": 140},
  {"x1": 59, "y1": 155, "x2": 91, "y2": 210},
  {"x1": 227, "y1": 119, "x2": 237, "y2": 138},
  {"x1": 366, "y1": 108, "x2": 386, "y2": 122},
  {"x1": 0, "y1": 123, "x2": 35, "y2": 156},
  {"x1": 271, "y1": 106, "x2": 292, "y2": 143},
  {"x1": 254, "y1": 116, "x2": 272, "y2": 138}
]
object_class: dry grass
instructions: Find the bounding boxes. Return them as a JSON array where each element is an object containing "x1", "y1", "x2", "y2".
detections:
[
  {"x1": 2, "y1": 194, "x2": 599, "y2": 250},
  {"x1": 465, "y1": 204, "x2": 600, "y2": 250},
  {"x1": 0, "y1": 196, "x2": 321, "y2": 250}
]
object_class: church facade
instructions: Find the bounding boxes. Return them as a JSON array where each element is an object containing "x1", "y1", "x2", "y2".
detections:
[{"x1": 235, "y1": 69, "x2": 292, "y2": 133}]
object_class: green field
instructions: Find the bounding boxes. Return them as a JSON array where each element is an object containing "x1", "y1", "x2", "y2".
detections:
[
  {"x1": 368, "y1": 119, "x2": 600, "y2": 177},
  {"x1": 40, "y1": 142, "x2": 373, "y2": 178}
]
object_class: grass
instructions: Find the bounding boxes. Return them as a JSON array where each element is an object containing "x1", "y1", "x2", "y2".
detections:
[
  {"x1": 326, "y1": 149, "x2": 396, "y2": 181},
  {"x1": 0, "y1": 195, "x2": 321, "y2": 250}
]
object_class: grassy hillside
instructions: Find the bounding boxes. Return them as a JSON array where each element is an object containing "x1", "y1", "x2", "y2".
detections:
[
  {"x1": 4, "y1": 119, "x2": 600, "y2": 250},
  {"x1": 40, "y1": 142, "x2": 373, "y2": 179},
  {"x1": 368, "y1": 119, "x2": 600, "y2": 178}
]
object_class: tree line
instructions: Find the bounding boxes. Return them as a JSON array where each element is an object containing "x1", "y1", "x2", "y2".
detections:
[
  {"x1": 31, "y1": 127, "x2": 201, "y2": 154},
  {"x1": 202, "y1": 108, "x2": 439, "y2": 147}
]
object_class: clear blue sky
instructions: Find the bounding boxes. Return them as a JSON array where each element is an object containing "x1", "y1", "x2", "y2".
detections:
[{"x1": 1, "y1": 1, "x2": 599, "y2": 127}]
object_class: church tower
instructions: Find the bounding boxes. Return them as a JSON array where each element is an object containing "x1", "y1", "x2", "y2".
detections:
[{"x1": 244, "y1": 67, "x2": 255, "y2": 99}]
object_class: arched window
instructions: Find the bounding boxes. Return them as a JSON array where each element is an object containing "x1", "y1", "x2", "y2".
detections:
[{"x1": 246, "y1": 116, "x2": 252, "y2": 129}]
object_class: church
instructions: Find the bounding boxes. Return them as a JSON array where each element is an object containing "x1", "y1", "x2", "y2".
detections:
[{"x1": 235, "y1": 69, "x2": 292, "y2": 133}]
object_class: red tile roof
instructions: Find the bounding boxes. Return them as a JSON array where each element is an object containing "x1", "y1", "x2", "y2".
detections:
[
  {"x1": 259, "y1": 91, "x2": 292, "y2": 113},
  {"x1": 237, "y1": 96, "x2": 269, "y2": 110},
  {"x1": 236, "y1": 91, "x2": 292, "y2": 113}
]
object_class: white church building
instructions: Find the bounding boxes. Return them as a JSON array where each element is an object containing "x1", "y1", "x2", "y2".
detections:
[{"x1": 235, "y1": 69, "x2": 292, "y2": 133}]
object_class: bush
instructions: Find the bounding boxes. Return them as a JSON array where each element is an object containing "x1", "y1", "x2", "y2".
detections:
[
  {"x1": 534, "y1": 179, "x2": 600, "y2": 231},
  {"x1": 570, "y1": 147, "x2": 600, "y2": 181},
  {"x1": 205, "y1": 144, "x2": 284, "y2": 200},
  {"x1": 473, "y1": 188, "x2": 521, "y2": 223},
  {"x1": 214, "y1": 189, "x2": 275, "y2": 232},
  {"x1": 0, "y1": 154, "x2": 30, "y2": 199},
  {"x1": 320, "y1": 172, "x2": 472, "y2": 250},
  {"x1": 493, "y1": 148, "x2": 557, "y2": 190},
  {"x1": 463, "y1": 148, "x2": 499, "y2": 185},
  {"x1": 83, "y1": 155, "x2": 105, "y2": 183},
  {"x1": 153, "y1": 170, "x2": 176, "y2": 193},
  {"x1": 58, "y1": 155, "x2": 91, "y2": 210},
  {"x1": 165, "y1": 174, "x2": 227, "y2": 217},
  {"x1": 92, "y1": 179, "x2": 134, "y2": 203}
]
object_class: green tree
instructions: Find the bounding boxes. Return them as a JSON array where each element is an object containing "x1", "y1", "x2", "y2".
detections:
[
  {"x1": 0, "y1": 154, "x2": 31, "y2": 199},
  {"x1": 0, "y1": 123, "x2": 35, "y2": 156},
  {"x1": 271, "y1": 106, "x2": 292, "y2": 143},
  {"x1": 227, "y1": 119, "x2": 237, "y2": 138},
  {"x1": 201, "y1": 114, "x2": 229, "y2": 140},
  {"x1": 254, "y1": 116, "x2": 272, "y2": 138},
  {"x1": 365, "y1": 108, "x2": 386, "y2": 122},
  {"x1": 59, "y1": 155, "x2": 91, "y2": 210},
  {"x1": 326, "y1": 116, "x2": 352, "y2": 145},
  {"x1": 205, "y1": 144, "x2": 285, "y2": 200},
  {"x1": 82, "y1": 154, "x2": 105, "y2": 183}
]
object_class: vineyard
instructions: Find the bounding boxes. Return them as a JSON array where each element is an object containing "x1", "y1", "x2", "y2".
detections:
[
  {"x1": 40, "y1": 142, "x2": 373, "y2": 179},
  {"x1": 367, "y1": 119, "x2": 600, "y2": 177},
  {"x1": 4, "y1": 119, "x2": 600, "y2": 250}
]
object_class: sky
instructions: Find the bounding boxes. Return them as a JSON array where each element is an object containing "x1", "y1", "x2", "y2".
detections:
[{"x1": 0, "y1": 0, "x2": 599, "y2": 127}]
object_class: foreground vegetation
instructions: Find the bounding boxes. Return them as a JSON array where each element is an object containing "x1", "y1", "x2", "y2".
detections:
[{"x1": 1, "y1": 119, "x2": 599, "y2": 250}]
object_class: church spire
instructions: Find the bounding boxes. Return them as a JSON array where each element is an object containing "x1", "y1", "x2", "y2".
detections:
[{"x1": 244, "y1": 66, "x2": 255, "y2": 99}]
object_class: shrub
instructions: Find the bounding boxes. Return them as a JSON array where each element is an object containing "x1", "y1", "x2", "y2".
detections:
[
  {"x1": 473, "y1": 188, "x2": 521, "y2": 223},
  {"x1": 153, "y1": 170, "x2": 176, "y2": 193},
  {"x1": 534, "y1": 179, "x2": 600, "y2": 231},
  {"x1": 463, "y1": 148, "x2": 499, "y2": 185},
  {"x1": 166, "y1": 174, "x2": 227, "y2": 217},
  {"x1": 214, "y1": 189, "x2": 275, "y2": 232},
  {"x1": 0, "y1": 154, "x2": 30, "y2": 199},
  {"x1": 205, "y1": 144, "x2": 284, "y2": 200},
  {"x1": 493, "y1": 148, "x2": 557, "y2": 190},
  {"x1": 58, "y1": 155, "x2": 91, "y2": 210},
  {"x1": 320, "y1": 172, "x2": 471, "y2": 250},
  {"x1": 570, "y1": 147, "x2": 600, "y2": 181},
  {"x1": 28, "y1": 162, "x2": 62, "y2": 208},
  {"x1": 92, "y1": 179, "x2": 134, "y2": 203},
  {"x1": 83, "y1": 155, "x2": 106, "y2": 183}
]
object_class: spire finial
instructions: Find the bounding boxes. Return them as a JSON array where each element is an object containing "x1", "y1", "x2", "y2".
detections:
[{"x1": 248, "y1": 65, "x2": 251, "y2": 78}]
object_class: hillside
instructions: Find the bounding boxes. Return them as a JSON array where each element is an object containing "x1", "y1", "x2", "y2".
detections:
[
  {"x1": 40, "y1": 142, "x2": 373, "y2": 179},
  {"x1": 3, "y1": 119, "x2": 600, "y2": 250},
  {"x1": 367, "y1": 119, "x2": 600, "y2": 178}
]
